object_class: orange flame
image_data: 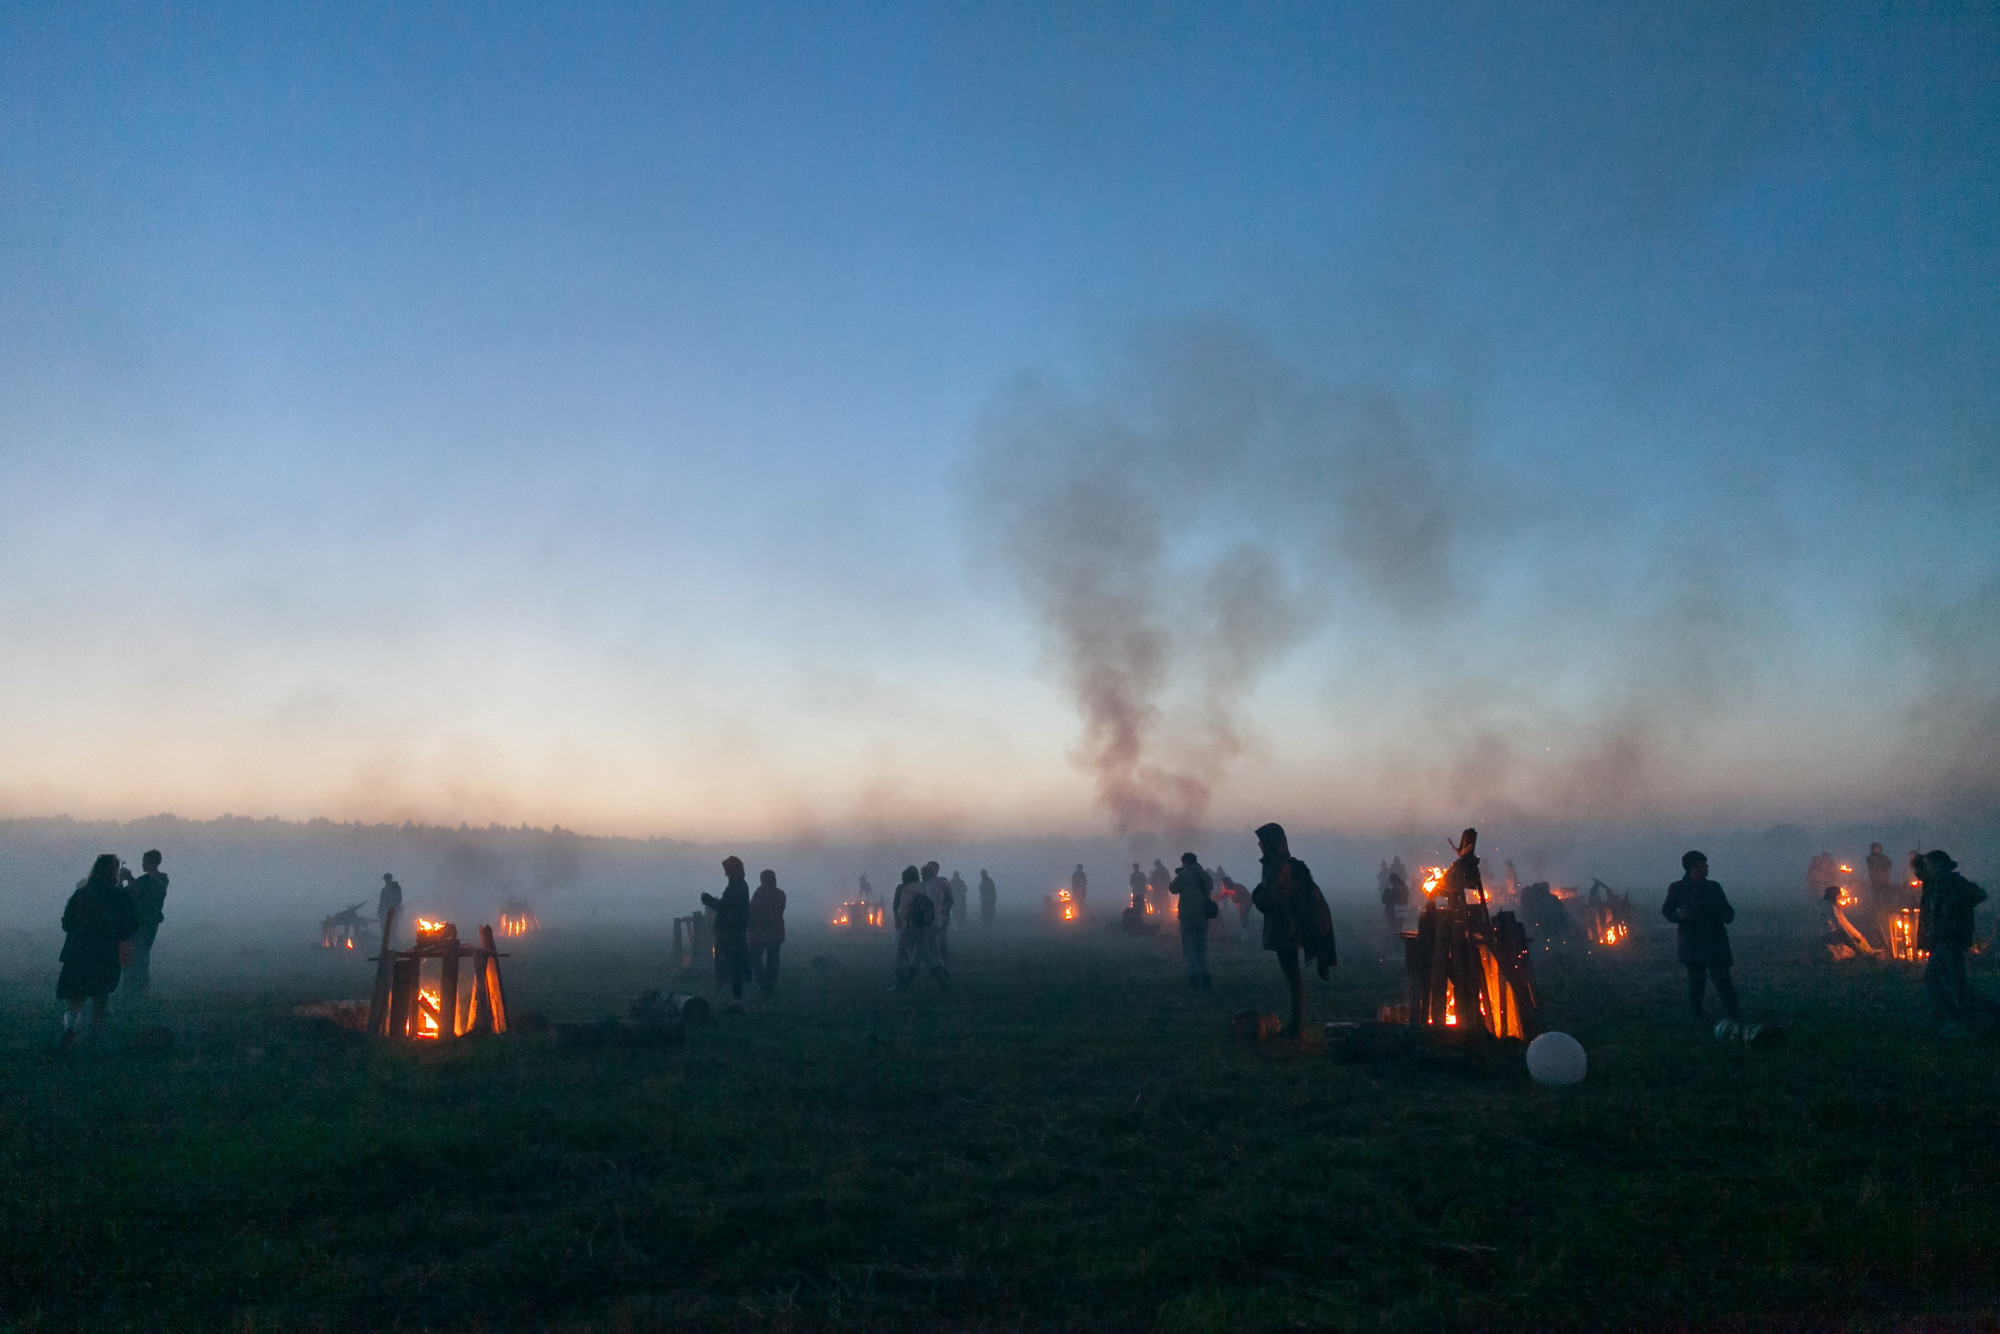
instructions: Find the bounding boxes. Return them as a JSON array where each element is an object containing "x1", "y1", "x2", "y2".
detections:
[
  {"x1": 1420, "y1": 866, "x2": 1447, "y2": 897},
  {"x1": 416, "y1": 983, "x2": 441, "y2": 1039}
]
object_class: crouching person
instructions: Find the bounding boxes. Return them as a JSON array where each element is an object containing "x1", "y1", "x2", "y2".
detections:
[{"x1": 58, "y1": 854, "x2": 139, "y2": 1049}]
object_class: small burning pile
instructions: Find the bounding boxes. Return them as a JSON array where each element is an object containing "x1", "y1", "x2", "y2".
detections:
[
  {"x1": 498, "y1": 900, "x2": 540, "y2": 937},
  {"x1": 1888, "y1": 906, "x2": 1926, "y2": 963},
  {"x1": 1047, "y1": 886, "x2": 1080, "y2": 922},
  {"x1": 1585, "y1": 880, "x2": 1633, "y2": 948},
  {"x1": 319, "y1": 901, "x2": 374, "y2": 950},
  {"x1": 831, "y1": 901, "x2": 886, "y2": 928}
]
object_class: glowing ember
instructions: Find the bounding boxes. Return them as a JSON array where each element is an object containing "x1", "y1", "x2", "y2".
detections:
[
  {"x1": 1420, "y1": 866, "x2": 1447, "y2": 897},
  {"x1": 414, "y1": 918, "x2": 446, "y2": 938},
  {"x1": 1597, "y1": 922, "x2": 1629, "y2": 946}
]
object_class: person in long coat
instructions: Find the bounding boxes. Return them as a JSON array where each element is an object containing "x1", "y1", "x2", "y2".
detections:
[
  {"x1": 1915, "y1": 849, "x2": 1986, "y2": 1029},
  {"x1": 746, "y1": 869, "x2": 788, "y2": 994},
  {"x1": 1251, "y1": 823, "x2": 1336, "y2": 1037},
  {"x1": 701, "y1": 856, "x2": 752, "y2": 1000},
  {"x1": 1662, "y1": 850, "x2": 1739, "y2": 1024},
  {"x1": 891, "y1": 865, "x2": 943, "y2": 988},
  {"x1": 58, "y1": 854, "x2": 139, "y2": 1046}
]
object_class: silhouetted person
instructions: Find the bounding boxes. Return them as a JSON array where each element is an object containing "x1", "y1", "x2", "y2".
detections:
[
  {"x1": 1149, "y1": 858, "x2": 1171, "y2": 913},
  {"x1": 1071, "y1": 863, "x2": 1088, "y2": 909},
  {"x1": 924, "y1": 861, "x2": 954, "y2": 971},
  {"x1": 1914, "y1": 850, "x2": 1986, "y2": 1032},
  {"x1": 1215, "y1": 866, "x2": 1252, "y2": 927},
  {"x1": 1170, "y1": 853, "x2": 1217, "y2": 989},
  {"x1": 58, "y1": 854, "x2": 139, "y2": 1048},
  {"x1": 1128, "y1": 863, "x2": 1148, "y2": 911},
  {"x1": 857, "y1": 873, "x2": 875, "y2": 904},
  {"x1": 1865, "y1": 841, "x2": 1895, "y2": 946},
  {"x1": 701, "y1": 856, "x2": 752, "y2": 1000},
  {"x1": 1251, "y1": 823, "x2": 1336, "y2": 1038},
  {"x1": 892, "y1": 865, "x2": 943, "y2": 988},
  {"x1": 1379, "y1": 859, "x2": 1409, "y2": 930},
  {"x1": 122, "y1": 849, "x2": 169, "y2": 998},
  {"x1": 1663, "y1": 850, "x2": 1738, "y2": 1024},
  {"x1": 746, "y1": 869, "x2": 787, "y2": 994},
  {"x1": 377, "y1": 872, "x2": 404, "y2": 947},
  {"x1": 978, "y1": 869, "x2": 997, "y2": 925}
]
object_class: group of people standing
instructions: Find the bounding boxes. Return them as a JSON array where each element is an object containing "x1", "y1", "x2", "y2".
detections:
[
  {"x1": 889, "y1": 861, "x2": 958, "y2": 988},
  {"x1": 54, "y1": 850, "x2": 169, "y2": 1047},
  {"x1": 699, "y1": 857, "x2": 789, "y2": 1001}
]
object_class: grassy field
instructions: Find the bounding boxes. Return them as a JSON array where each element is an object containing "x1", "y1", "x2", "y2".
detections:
[{"x1": 2, "y1": 906, "x2": 1997, "y2": 1332}]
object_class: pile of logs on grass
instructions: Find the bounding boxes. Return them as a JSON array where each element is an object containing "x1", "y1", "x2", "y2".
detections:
[
  {"x1": 1402, "y1": 878, "x2": 1541, "y2": 1040},
  {"x1": 367, "y1": 908, "x2": 510, "y2": 1040}
]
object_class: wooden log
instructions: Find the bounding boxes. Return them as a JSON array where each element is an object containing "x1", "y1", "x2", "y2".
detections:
[
  {"x1": 438, "y1": 924, "x2": 461, "y2": 1039},
  {"x1": 367, "y1": 903, "x2": 401, "y2": 1036},
  {"x1": 388, "y1": 956, "x2": 419, "y2": 1039},
  {"x1": 480, "y1": 925, "x2": 509, "y2": 1033}
]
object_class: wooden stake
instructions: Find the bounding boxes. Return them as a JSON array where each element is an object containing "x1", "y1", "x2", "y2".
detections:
[
  {"x1": 438, "y1": 924, "x2": 461, "y2": 1040},
  {"x1": 480, "y1": 925, "x2": 508, "y2": 1034},
  {"x1": 367, "y1": 902, "x2": 400, "y2": 1036}
]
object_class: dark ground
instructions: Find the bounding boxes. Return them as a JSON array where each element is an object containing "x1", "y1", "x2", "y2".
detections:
[{"x1": 2, "y1": 905, "x2": 1997, "y2": 1332}]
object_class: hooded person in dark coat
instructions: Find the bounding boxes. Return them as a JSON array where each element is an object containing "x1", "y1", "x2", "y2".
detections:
[
  {"x1": 1251, "y1": 823, "x2": 1337, "y2": 1037},
  {"x1": 746, "y1": 869, "x2": 787, "y2": 994},
  {"x1": 1914, "y1": 849, "x2": 1986, "y2": 1029},
  {"x1": 58, "y1": 854, "x2": 140, "y2": 1046},
  {"x1": 701, "y1": 856, "x2": 752, "y2": 1000},
  {"x1": 1662, "y1": 850, "x2": 1738, "y2": 1024}
]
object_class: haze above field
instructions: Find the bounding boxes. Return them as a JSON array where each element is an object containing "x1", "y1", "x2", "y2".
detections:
[{"x1": 3, "y1": 5, "x2": 1996, "y2": 841}]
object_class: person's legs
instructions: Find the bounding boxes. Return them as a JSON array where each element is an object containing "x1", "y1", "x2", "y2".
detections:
[
  {"x1": 1193, "y1": 924, "x2": 1210, "y2": 986},
  {"x1": 1181, "y1": 922, "x2": 1201, "y2": 986},
  {"x1": 1276, "y1": 947, "x2": 1304, "y2": 1036},
  {"x1": 60, "y1": 998, "x2": 85, "y2": 1045},
  {"x1": 1686, "y1": 963, "x2": 1708, "y2": 1019},
  {"x1": 125, "y1": 926, "x2": 156, "y2": 998},
  {"x1": 762, "y1": 943, "x2": 781, "y2": 993},
  {"x1": 1710, "y1": 965, "x2": 1740, "y2": 1023},
  {"x1": 1923, "y1": 951, "x2": 1955, "y2": 1019}
]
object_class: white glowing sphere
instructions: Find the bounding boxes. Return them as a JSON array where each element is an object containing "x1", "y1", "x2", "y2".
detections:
[{"x1": 1526, "y1": 1031, "x2": 1588, "y2": 1087}]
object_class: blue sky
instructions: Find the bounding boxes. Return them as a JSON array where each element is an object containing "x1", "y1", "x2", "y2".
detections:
[{"x1": 2, "y1": 3, "x2": 1995, "y2": 838}]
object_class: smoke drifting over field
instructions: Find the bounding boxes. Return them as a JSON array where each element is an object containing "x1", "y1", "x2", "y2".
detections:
[{"x1": 964, "y1": 321, "x2": 1468, "y2": 845}]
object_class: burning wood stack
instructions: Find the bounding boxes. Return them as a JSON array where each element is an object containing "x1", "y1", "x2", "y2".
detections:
[
  {"x1": 1047, "y1": 886, "x2": 1080, "y2": 922},
  {"x1": 1401, "y1": 834, "x2": 1542, "y2": 1040},
  {"x1": 320, "y1": 901, "x2": 374, "y2": 950},
  {"x1": 368, "y1": 912, "x2": 510, "y2": 1041},
  {"x1": 1585, "y1": 879, "x2": 1633, "y2": 948},
  {"x1": 831, "y1": 900, "x2": 885, "y2": 927},
  {"x1": 498, "y1": 899, "x2": 540, "y2": 937}
]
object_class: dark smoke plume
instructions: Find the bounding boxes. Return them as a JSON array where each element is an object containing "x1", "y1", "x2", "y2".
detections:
[{"x1": 963, "y1": 319, "x2": 1463, "y2": 844}]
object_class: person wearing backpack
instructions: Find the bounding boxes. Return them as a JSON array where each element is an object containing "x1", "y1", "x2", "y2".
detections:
[{"x1": 891, "y1": 865, "x2": 944, "y2": 988}]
